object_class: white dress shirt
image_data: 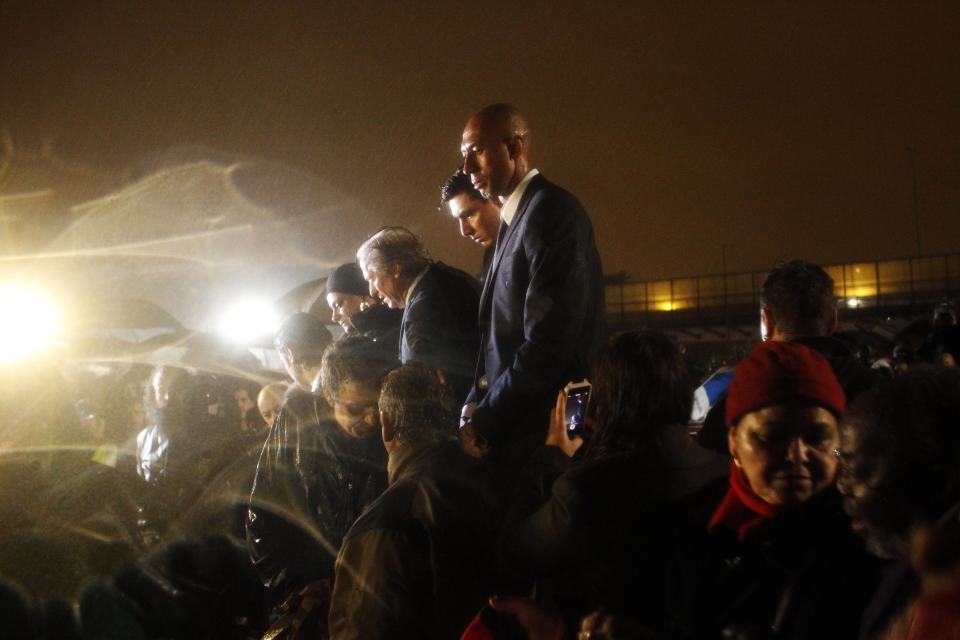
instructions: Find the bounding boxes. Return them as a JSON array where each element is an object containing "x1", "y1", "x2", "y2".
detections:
[{"x1": 500, "y1": 169, "x2": 539, "y2": 225}]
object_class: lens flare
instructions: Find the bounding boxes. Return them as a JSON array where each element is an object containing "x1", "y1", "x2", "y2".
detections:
[{"x1": 0, "y1": 284, "x2": 61, "y2": 363}]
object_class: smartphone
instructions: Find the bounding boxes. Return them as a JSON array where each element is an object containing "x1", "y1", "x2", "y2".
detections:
[{"x1": 563, "y1": 379, "x2": 592, "y2": 438}]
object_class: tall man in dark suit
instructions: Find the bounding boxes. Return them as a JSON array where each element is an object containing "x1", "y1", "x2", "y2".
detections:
[{"x1": 458, "y1": 104, "x2": 605, "y2": 460}]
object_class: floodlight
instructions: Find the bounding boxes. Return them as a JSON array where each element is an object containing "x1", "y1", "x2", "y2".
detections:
[
  {"x1": 218, "y1": 299, "x2": 280, "y2": 344},
  {"x1": 0, "y1": 284, "x2": 61, "y2": 363}
]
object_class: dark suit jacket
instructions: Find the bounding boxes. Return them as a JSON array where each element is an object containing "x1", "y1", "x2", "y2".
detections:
[
  {"x1": 471, "y1": 174, "x2": 605, "y2": 450},
  {"x1": 400, "y1": 262, "x2": 481, "y2": 400}
]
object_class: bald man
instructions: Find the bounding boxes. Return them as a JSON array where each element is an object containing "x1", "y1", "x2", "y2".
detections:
[
  {"x1": 459, "y1": 103, "x2": 605, "y2": 461},
  {"x1": 257, "y1": 382, "x2": 287, "y2": 428}
]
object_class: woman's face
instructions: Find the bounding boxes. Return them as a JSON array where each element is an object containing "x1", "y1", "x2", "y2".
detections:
[{"x1": 728, "y1": 402, "x2": 840, "y2": 507}]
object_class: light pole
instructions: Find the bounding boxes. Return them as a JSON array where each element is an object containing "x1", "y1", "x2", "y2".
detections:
[
  {"x1": 721, "y1": 243, "x2": 734, "y2": 340},
  {"x1": 908, "y1": 146, "x2": 921, "y2": 257}
]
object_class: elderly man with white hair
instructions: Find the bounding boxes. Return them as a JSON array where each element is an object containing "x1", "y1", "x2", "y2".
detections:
[{"x1": 356, "y1": 226, "x2": 480, "y2": 401}]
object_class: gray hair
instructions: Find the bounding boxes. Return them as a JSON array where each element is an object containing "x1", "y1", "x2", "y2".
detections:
[{"x1": 356, "y1": 226, "x2": 430, "y2": 278}]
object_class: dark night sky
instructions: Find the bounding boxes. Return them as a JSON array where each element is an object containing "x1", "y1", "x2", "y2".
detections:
[{"x1": 2, "y1": 0, "x2": 959, "y2": 284}]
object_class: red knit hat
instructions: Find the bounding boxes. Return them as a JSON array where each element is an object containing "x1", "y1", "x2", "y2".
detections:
[{"x1": 725, "y1": 341, "x2": 845, "y2": 428}]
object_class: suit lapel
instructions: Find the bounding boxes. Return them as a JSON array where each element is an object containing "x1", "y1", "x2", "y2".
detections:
[{"x1": 478, "y1": 175, "x2": 545, "y2": 315}]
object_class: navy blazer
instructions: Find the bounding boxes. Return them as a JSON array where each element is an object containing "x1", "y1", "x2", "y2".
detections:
[
  {"x1": 400, "y1": 262, "x2": 481, "y2": 400},
  {"x1": 471, "y1": 174, "x2": 605, "y2": 448}
]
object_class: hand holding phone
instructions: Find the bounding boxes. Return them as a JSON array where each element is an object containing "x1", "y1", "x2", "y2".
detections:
[
  {"x1": 545, "y1": 381, "x2": 591, "y2": 457},
  {"x1": 563, "y1": 379, "x2": 592, "y2": 438}
]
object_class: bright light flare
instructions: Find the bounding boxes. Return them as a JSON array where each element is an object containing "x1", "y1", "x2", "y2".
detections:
[
  {"x1": 0, "y1": 284, "x2": 61, "y2": 363},
  {"x1": 218, "y1": 299, "x2": 279, "y2": 344},
  {"x1": 847, "y1": 297, "x2": 860, "y2": 308}
]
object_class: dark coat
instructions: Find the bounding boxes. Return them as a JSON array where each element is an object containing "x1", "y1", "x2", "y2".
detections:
[
  {"x1": 246, "y1": 390, "x2": 387, "y2": 596},
  {"x1": 400, "y1": 261, "x2": 480, "y2": 401},
  {"x1": 696, "y1": 487, "x2": 884, "y2": 639},
  {"x1": 350, "y1": 303, "x2": 403, "y2": 356},
  {"x1": 501, "y1": 427, "x2": 729, "y2": 635},
  {"x1": 328, "y1": 439, "x2": 503, "y2": 640},
  {"x1": 470, "y1": 174, "x2": 605, "y2": 452}
]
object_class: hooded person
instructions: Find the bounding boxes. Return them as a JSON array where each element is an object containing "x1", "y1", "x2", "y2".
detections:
[{"x1": 695, "y1": 341, "x2": 883, "y2": 639}]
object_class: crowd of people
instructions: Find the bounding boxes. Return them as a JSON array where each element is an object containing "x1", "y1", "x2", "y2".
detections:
[{"x1": 2, "y1": 103, "x2": 960, "y2": 639}]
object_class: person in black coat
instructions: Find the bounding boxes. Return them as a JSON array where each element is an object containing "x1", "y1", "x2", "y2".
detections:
[
  {"x1": 328, "y1": 364, "x2": 503, "y2": 640},
  {"x1": 840, "y1": 367, "x2": 960, "y2": 639},
  {"x1": 695, "y1": 341, "x2": 882, "y2": 639},
  {"x1": 458, "y1": 103, "x2": 605, "y2": 463},
  {"x1": 246, "y1": 336, "x2": 395, "y2": 606},
  {"x1": 356, "y1": 226, "x2": 480, "y2": 401},
  {"x1": 491, "y1": 332, "x2": 728, "y2": 639}
]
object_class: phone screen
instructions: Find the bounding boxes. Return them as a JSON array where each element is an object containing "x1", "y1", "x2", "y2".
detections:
[{"x1": 565, "y1": 386, "x2": 591, "y2": 435}]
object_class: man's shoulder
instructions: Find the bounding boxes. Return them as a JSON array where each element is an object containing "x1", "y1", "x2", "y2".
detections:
[
  {"x1": 414, "y1": 263, "x2": 480, "y2": 302},
  {"x1": 516, "y1": 175, "x2": 592, "y2": 241},
  {"x1": 343, "y1": 480, "x2": 420, "y2": 542},
  {"x1": 525, "y1": 174, "x2": 585, "y2": 213},
  {"x1": 430, "y1": 261, "x2": 480, "y2": 286}
]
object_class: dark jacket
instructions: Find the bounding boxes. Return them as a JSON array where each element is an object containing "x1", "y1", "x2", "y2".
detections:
[
  {"x1": 350, "y1": 303, "x2": 403, "y2": 357},
  {"x1": 502, "y1": 427, "x2": 729, "y2": 634},
  {"x1": 696, "y1": 487, "x2": 883, "y2": 639},
  {"x1": 400, "y1": 261, "x2": 480, "y2": 402},
  {"x1": 246, "y1": 389, "x2": 387, "y2": 595},
  {"x1": 470, "y1": 174, "x2": 605, "y2": 454},
  {"x1": 328, "y1": 439, "x2": 503, "y2": 640}
]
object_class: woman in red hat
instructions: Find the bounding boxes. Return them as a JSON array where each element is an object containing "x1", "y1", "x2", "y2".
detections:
[{"x1": 695, "y1": 340, "x2": 883, "y2": 639}]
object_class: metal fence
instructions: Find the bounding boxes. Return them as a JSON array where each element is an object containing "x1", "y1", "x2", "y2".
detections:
[{"x1": 606, "y1": 252, "x2": 960, "y2": 327}]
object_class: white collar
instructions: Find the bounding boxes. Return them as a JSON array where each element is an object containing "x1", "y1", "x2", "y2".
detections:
[
  {"x1": 403, "y1": 264, "x2": 431, "y2": 307},
  {"x1": 500, "y1": 169, "x2": 539, "y2": 226}
]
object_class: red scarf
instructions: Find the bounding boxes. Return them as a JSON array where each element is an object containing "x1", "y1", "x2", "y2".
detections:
[
  {"x1": 708, "y1": 463, "x2": 781, "y2": 540},
  {"x1": 460, "y1": 612, "x2": 494, "y2": 640}
]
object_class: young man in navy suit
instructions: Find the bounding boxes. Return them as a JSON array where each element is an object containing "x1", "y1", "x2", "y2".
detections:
[{"x1": 458, "y1": 103, "x2": 605, "y2": 462}]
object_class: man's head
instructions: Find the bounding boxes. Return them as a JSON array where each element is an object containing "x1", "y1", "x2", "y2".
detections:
[
  {"x1": 933, "y1": 299, "x2": 957, "y2": 327},
  {"x1": 378, "y1": 364, "x2": 458, "y2": 458},
  {"x1": 356, "y1": 227, "x2": 430, "y2": 309},
  {"x1": 147, "y1": 366, "x2": 186, "y2": 412},
  {"x1": 257, "y1": 382, "x2": 287, "y2": 428},
  {"x1": 326, "y1": 262, "x2": 378, "y2": 335},
  {"x1": 274, "y1": 312, "x2": 334, "y2": 391},
  {"x1": 460, "y1": 103, "x2": 531, "y2": 201},
  {"x1": 318, "y1": 336, "x2": 398, "y2": 439},
  {"x1": 759, "y1": 260, "x2": 838, "y2": 341},
  {"x1": 439, "y1": 169, "x2": 501, "y2": 248},
  {"x1": 839, "y1": 367, "x2": 960, "y2": 559}
]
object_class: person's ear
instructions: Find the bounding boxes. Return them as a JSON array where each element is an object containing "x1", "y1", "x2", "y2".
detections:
[
  {"x1": 381, "y1": 410, "x2": 397, "y2": 445},
  {"x1": 827, "y1": 308, "x2": 839, "y2": 335},
  {"x1": 760, "y1": 307, "x2": 776, "y2": 341},
  {"x1": 322, "y1": 388, "x2": 335, "y2": 409},
  {"x1": 506, "y1": 135, "x2": 524, "y2": 159}
]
